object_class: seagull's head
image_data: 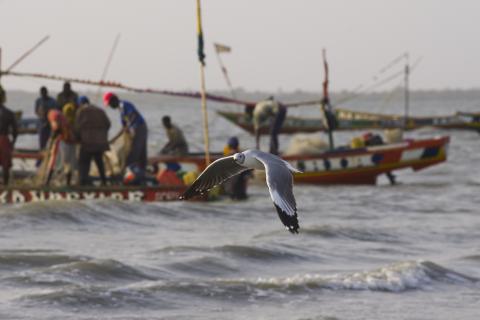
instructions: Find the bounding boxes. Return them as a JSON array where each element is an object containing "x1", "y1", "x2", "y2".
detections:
[{"x1": 233, "y1": 152, "x2": 245, "y2": 164}]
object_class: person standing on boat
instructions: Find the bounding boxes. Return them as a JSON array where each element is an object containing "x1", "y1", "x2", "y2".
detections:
[
  {"x1": 160, "y1": 116, "x2": 189, "y2": 156},
  {"x1": 103, "y1": 92, "x2": 148, "y2": 174},
  {"x1": 253, "y1": 96, "x2": 287, "y2": 155},
  {"x1": 75, "y1": 96, "x2": 110, "y2": 186},
  {"x1": 222, "y1": 136, "x2": 250, "y2": 200},
  {"x1": 0, "y1": 86, "x2": 18, "y2": 185},
  {"x1": 35, "y1": 86, "x2": 58, "y2": 151},
  {"x1": 47, "y1": 109, "x2": 76, "y2": 186},
  {"x1": 56, "y1": 82, "x2": 78, "y2": 111}
]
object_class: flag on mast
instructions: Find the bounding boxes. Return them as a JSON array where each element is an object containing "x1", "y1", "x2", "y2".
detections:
[
  {"x1": 214, "y1": 43, "x2": 231, "y2": 54},
  {"x1": 196, "y1": 0, "x2": 206, "y2": 66},
  {"x1": 213, "y1": 42, "x2": 236, "y2": 99}
]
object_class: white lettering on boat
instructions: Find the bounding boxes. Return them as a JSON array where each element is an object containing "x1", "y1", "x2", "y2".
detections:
[
  {"x1": 128, "y1": 191, "x2": 144, "y2": 201},
  {"x1": 109, "y1": 192, "x2": 123, "y2": 200},
  {"x1": 154, "y1": 191, "x2": 180, "y2": 201},
  {"x1": 29, "y1": 191, "x2": 46, "y2": 202},
  {"x1": 11, "y1": 191, "x2": 25, "y2": 203},
  {"x1": 83, "y1": 192, "x2": 97, "y2": 200},
  {"x1": 66, "y1": 192, "x2": 81, "y2": 201},
  {"x1": 0, "y1": 190, "x2": 179, "y2": 203},
  {"x1": 0, "y1": 191, "x2": 7, "y2": 204}
]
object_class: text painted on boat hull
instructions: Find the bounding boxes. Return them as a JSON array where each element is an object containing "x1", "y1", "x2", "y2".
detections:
[{"x1": 0, "y1": 190, "x2": 181, "y2": 203}]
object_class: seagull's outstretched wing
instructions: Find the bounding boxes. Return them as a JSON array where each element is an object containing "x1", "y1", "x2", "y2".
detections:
[
  {"x1": 180, "y1": 156, "x2": 249, "y2": 200},
  {"x1": 252, "y1": 151, "x2": 299, "y2": 233}
]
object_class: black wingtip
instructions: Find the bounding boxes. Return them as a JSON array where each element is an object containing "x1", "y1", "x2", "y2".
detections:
[{"x1": 274, "y1": 204, "x2": 300, "y2": 234}]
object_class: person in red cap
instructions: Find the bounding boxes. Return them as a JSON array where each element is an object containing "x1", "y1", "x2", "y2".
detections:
[
  {"x1": 103, "y1": 92, "x2": 148, "y2": 176},
  {"x1": 0, "y1": 86, "x2": 18, "y2": 185}
]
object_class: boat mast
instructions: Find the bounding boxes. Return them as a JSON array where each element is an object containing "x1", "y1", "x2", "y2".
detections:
[
  {"x1": 196, "y1": 0, "x2": 211, "y2": 165},
  {"x1": 321, "y1": 49, "x2": 335, "y2": 149},
  {"x1": 404, "y1": 52, "x2": 410, "y2": 128}
]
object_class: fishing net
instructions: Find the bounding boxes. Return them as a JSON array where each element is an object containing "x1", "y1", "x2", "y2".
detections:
[{"x1": 284, "y1": 134, "x2": 329, "y2": 156}]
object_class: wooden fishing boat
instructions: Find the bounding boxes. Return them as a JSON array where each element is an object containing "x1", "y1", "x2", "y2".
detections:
[
  {"x1": 5, "y1": 135, "x2": 448, "y2": 203},
  {"x1": 217, "y1": 109, "x2": 480, "y2": 135},
  {"x1": 4, "y1": 152, "x2": 217, "y2": 205},
  {"x1": 14, "y1": 112, "x2": 39, "y2": 134},
  {"x1": 151, "y1": 136, "x2": 449, "y2": 186},
  {"x1": 336, "y1": 108, "x2": 480, "y2": 131},
  {"x1": 2, "y1": 160, "x2": 203, "y2": 205},
  {"x1": 18, "y1": 117, "x2": 39, "y2": 134},
  {"x1": 284, "y1": 135, "x2": 449, "y2": 185}
]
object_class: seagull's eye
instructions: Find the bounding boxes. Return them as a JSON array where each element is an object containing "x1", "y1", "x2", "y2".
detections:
[{"x1": 234, "y1": 153, "x2": 244, "y2": 164}]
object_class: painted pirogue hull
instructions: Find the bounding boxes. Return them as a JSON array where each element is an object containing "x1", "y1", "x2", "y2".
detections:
[
  {"x1": 283, "y1": 136, "x2": 449, "y2": 185},
  {"x1": 9, "y1": 137, "x2": 449, "y2": 199},
  {"x1": 217, "y1": 110, "x2": 480, "y2": 134},
  {"x1": 156, "y1": 137, "x2": 448, "y2": 185},
  {"x1": 0, "y1": 185, "x2": 186, "y2": 205}
]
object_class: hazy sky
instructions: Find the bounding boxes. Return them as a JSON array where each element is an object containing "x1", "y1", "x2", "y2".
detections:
[{"x1": 1, "y1": 0, "x2": 479, "y2": 93}]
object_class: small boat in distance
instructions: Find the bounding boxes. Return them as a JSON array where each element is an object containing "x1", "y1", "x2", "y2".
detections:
[
  {"x1": 14, "y1": 111, "x2": 39, "y2": 134},
  {"x1": 217, "y1": 108, "x2": 480, "y2": 135}
]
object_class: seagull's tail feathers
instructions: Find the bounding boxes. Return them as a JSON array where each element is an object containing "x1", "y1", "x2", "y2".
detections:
[{"x1": 274, "y1": 204, "x2": 299, "y2": 234}]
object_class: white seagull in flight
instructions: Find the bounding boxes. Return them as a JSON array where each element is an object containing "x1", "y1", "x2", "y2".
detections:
[{"x1": 179, "y1": 150, "x2": 301, "y2": 233}]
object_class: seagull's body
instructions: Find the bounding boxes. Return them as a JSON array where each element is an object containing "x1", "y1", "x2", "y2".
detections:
[{"x1": 179, "y1": 149, "x2": 301, "y2": 233}]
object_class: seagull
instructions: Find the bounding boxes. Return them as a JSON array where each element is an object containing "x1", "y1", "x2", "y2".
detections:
[{"x1": 179, "y1": 149, "x2": 301, "y2": 233}]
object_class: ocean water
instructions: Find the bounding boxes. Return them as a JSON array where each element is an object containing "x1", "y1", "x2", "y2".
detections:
[{"x1": 0, "y1": 89, "x2": 479, "y2": 319}]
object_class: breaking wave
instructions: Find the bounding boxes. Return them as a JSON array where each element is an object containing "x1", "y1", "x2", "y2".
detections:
[{"x1": 16, "y1": 260, "x2": 478, "y2": 309}]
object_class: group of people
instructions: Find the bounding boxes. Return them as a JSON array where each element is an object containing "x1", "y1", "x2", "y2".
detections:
[
  {"x1": 32, "y1": 82, "x2": 191, "y2": 186},
  {"x1": 0, "y1": 81, "x2": 194, "y2": 187},
  {"x1": 34, "y1": 83, "x2": 116, "y2": 186},
  {"x1": 0, "y1": 82, "x2": 287, "y2": 200}
]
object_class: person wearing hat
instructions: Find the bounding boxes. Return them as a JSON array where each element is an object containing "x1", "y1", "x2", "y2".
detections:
[
  {"x1": 253, "y1": 96, "x2": 287, "y2": 155},
  {"x1": 34, "y1": 86, "x2": 58, "y2": 151},
  {"x1": 221, "y1": 136, "x2": 249, "y2": 200},
  {"x1": 223, "y1": 136, "x2": 239, "y2": 156},
  {"x1": 0, "y1": 86, "x2": 18, "y2": 185},
  {"x1": 75, "y1": 96, "x2": 110, "y2": 186},
  {"x1": 47, "y1": 108, "x2": 76, "y2": 185},
  {"x1": 159, "y1": 115, "x2": 188, "y2": 156},
  {"x1": 103, "y1": 92, "x2": 148, "y2": 175}
]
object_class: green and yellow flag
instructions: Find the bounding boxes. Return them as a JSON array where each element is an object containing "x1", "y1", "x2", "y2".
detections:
[{"x1": 196, "y1": 0, "x2": 206, "y2": 66}]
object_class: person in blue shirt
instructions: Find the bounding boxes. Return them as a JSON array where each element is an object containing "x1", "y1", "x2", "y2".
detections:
[
  {"x1": 103, "y1": 92, "x2": 148, "y2": 174},
  {"x1": 34, "y1": 86, "x2": 58, "y2": 150}
]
